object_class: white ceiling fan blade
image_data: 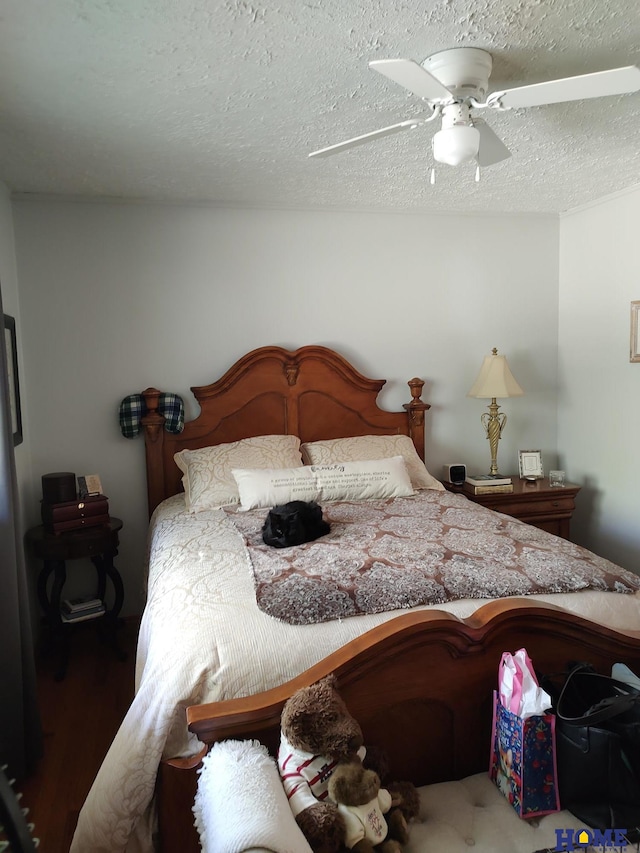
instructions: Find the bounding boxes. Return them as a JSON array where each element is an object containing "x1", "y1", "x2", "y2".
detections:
[
  {"x1": 308, "y1": 119, "x2": 419, "y2": 158},
  {"x1": 497, "y1": 64, "x2": 640, "y2": 109},
  {"x1": 369, "y1": 59, "x2": 452, "y2": 101},
  {"x1": 474, "y1": 119, "x2": 511, "y2": 166}
]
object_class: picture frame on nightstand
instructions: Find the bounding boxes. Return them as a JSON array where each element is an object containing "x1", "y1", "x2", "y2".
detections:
[
  {"x1": 518, "y1": 449, "x2": 544, "y2": 480},
  {"x1": 78, "y1": 474, "x2": 104, "y2": 497}
]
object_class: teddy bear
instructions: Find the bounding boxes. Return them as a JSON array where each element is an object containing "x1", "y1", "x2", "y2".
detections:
[
  {"x1": 277, "y1": 674, "x2": 418, "y2": 853},
  {"x1": 327, "y1": 760, "x2": 406, "y2": 853}
]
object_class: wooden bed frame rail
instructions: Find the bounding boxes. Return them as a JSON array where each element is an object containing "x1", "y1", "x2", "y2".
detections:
[{"x1": 156, "y1": 599, "x2": 640, "y2": 852}]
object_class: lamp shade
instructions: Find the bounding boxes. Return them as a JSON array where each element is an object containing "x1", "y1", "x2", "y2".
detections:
[
  {"x1": 432, "y1": 125, "x2": 480, "y2": 166},
  {"x1": 467, "y1": 349, "x2": 524, "y2": 399}
]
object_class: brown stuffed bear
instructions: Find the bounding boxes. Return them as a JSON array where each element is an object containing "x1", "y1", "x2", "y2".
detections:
[
  {"x1": 327, "y1": 760, "x2": 406, "y2": 853},
  {"x1": 278, "y1": 675, "x2": 418, "y2": 853}
]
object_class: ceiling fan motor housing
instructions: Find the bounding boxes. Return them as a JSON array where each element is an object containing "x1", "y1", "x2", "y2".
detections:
[{"x1": 422, "y1": 47, "x2": 493, "y2": 101}]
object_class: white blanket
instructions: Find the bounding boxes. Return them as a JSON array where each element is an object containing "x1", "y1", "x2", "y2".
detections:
[
  {"x1": 193, "y1": 740, "x2": 312, "y2": 853},
  {"x1": 70, "y1": 491, "x2": 640, "y2": 853}
]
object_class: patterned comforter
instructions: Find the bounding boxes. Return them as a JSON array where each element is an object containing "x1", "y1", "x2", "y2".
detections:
[
  {"x1": 70, "y1": 490, "x2": 640, "y2": 853},
  {"x1": 231, "y1": 493, "x2": 640, "y2": 624}
]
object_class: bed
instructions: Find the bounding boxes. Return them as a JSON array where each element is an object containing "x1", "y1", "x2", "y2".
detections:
[{"x1": 69, "y1": 345, "x2": 640, "y2": 853}]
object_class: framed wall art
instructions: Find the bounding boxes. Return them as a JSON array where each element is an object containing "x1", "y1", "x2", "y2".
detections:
[
  {"x1": 4, "y1": 314, "x2": 23, "y2": 446},
  {"x1": 518, "y1": 449, "x2": 543, "y2": 480},
  {"x1": 631, "y1": 301, "x2": 640, "y2": 363}
]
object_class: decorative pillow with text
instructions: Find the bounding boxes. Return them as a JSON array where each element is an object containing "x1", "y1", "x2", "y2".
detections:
[{"x1": 232, "y1": 456, "x2": 414, "y2": 511}]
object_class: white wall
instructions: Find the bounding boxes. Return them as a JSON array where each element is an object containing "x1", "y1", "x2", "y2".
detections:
[
  {"x1": 558, "y1": 187, "x2": 640, "y2": 571},
  {"x1": 12, "y1": 200, "x2": 559, "y2": 614}
]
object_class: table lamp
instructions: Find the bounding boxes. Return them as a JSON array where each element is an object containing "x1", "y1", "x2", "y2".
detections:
[{"x1": 467, "y1": 348, "x2": 524, "y2": 476}]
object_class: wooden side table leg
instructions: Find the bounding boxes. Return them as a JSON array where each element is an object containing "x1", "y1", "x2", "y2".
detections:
[
  {"x1": 36, "y1": 561, "x2": 55, "y2": 618},
  {"x1": 93, "y1": 553, "x2": 107, "y2": 603},
  {"x1": 47, "y1": 559, "x2": 66, "y2": 623},
  {"x1": 49, "y1": 559, "x2": 70, "y2": 682},
  {"x1": 103, "y1": 555, "x2": 125, "y2": 619},
  {"x1": 91, "y1": 554, "x2": 127, "y2": 662}
]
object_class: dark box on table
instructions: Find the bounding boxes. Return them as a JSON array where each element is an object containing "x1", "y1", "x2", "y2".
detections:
[
  {"x1": 41, "y1": 471, "x2": 77, "y2": 504},
  {"x1": 41, "y1": 495, "x2": 110, "y2": 534}
]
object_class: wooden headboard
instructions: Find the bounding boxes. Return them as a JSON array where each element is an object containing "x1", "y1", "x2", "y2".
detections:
[{"x1": 141, "y1": 345, "x2": 430, "y2": 516}]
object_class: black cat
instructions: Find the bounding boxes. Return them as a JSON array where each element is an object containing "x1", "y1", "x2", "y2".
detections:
[{"x1": 262, "y1": 500, "x2": 330, "y2": 548}]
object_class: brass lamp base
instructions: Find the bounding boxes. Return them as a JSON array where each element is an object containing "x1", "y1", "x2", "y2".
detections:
[{"x1": 480, "y1": 397, "x2": 507, "y2": 476}]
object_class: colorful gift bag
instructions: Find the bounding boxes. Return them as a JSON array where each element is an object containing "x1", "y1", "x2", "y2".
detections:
[{"x1": 489, "y1": 691, "x2": 560, "y2": 818}]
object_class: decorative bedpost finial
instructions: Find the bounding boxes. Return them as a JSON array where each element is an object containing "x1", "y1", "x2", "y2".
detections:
[
  {"x1": 404, "y1": 378, "x2": 430, "y2": 426},
  {"x1": 141, "y1": 387, "x2": 165, "y2": 442},
  {"x1": 403, "y1": 377, "x2": 429, "y2": 460}
]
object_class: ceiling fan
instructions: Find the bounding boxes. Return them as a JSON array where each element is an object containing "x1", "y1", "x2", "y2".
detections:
[{"x1": 309, "y1": 48, "x2": 640, "y2": 174}]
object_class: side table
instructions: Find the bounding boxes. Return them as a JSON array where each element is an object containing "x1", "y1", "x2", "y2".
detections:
[
  {"x1": 443, "y1": 479, "x2": 581, "y2": 540},
  {"x1": 26, "y1": 517, "x2": 126, "y2": 680}
]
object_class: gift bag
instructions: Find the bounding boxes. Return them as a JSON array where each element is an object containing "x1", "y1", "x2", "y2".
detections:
[{"x1": 489, "y1": 649, "x2": 560, "y2": 819}]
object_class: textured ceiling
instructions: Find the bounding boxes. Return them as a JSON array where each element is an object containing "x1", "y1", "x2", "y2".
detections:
[{"x1": 1, "y1": 0, "x2": 639, "y2": 214}]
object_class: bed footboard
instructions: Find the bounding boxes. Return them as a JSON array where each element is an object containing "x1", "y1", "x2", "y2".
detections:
[{"x1": 158, "y1": 598, "x2": 640, "y2": 852}]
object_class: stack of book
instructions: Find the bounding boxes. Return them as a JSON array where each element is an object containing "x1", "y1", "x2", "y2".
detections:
[
  {"x1": 61, "y1": 596, "x2": 106, "y2": 623},
  {"x1": 464, "y1": 474, "x2": 513, "y2": 495}
]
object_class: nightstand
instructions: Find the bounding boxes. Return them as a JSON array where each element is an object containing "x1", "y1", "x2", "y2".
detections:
[
  {"x1": 26, "y1": 517, "x2": 126, "y2": 680},
  {"x1": 443, "y1": 478, "x2": 581, "y2": 540}
]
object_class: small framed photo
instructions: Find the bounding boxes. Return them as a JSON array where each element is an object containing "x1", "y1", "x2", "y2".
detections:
[
  {"x1": 78, "y1": 474, "x2": 103, "y2": 497},
  {"x1": 518, "y1": 450, "x2": 544, "y2": 480},
  {"x1": 3, "y1": 314, "x2": 23, "y2": 446},
  {"x1": 631, "y1": 301, "x2": 640, "y2": 363}
]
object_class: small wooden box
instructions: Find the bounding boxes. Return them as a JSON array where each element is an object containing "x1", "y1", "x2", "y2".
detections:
[{"x1": 41, "y1": 495, "x2": 110, "y2": 534}]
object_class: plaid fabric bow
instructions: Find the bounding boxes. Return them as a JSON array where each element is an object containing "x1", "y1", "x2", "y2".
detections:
[{"x1": 118, "y1": 392, "x2": 185, "y2": 438}]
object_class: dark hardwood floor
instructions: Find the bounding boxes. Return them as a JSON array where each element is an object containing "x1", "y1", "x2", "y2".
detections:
[{"x1": 19, "y1": 616, "x2": 139, "y2": 853}]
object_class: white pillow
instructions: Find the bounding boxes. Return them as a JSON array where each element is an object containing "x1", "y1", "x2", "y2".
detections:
[
  {"x1": 301, "y1": 434, "x2": 444, "y2": 491},
  {"x1": 174, "y1": 435, "x2": 303, "y2": 512},
  {"x1": 232, "y1": 456, "x2": 414, "y2": 511},
  {"x1": 193, "y1": 739, "x2": 313, "y2": 853}
]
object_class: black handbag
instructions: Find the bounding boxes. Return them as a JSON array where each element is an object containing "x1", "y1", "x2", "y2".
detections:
[{"x1": 555, "y1": 663, "x2": 640, "y2": 836}]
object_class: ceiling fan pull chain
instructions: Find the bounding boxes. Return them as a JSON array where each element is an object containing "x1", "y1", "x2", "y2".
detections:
[
  {"x1": 430, "y1": 167, "x2": 436, "y2": 185},
  {"x1": 475, "y1": 165, "x2": 481, "y2": 182}
]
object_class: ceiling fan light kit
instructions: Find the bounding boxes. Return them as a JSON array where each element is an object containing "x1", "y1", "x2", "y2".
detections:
[
  {"x1": 432, "y1": 102, "x2": 480, "y2": 166},
  {"x1": 309, "y1": 47, "x2": 640, "y2": 175},
  {"x1": 433, "y1": 124, "x2": 480, "y2": 166}
]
